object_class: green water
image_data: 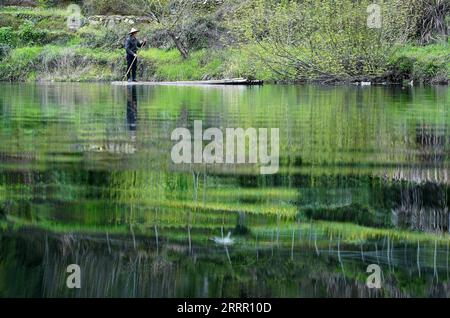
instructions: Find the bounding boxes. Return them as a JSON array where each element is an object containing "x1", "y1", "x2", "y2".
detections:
[{"x1": 0, "y1": 83, "x2": 450, "y2": 297}]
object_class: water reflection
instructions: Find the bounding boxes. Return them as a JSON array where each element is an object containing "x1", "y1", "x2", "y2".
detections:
[
  {"x1": 2, "y1": 227, "x2": 450, "y2": 297},
  {"x1": 126, "y1": 85, "x2": 138, "y2": 139},
  {"x1": 0, "y1": 83, "x2": 449, "y2": 297}
]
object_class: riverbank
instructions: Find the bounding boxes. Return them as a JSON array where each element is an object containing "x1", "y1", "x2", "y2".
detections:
[{"x1": 0, "y1": 5, "x2": 449, "y2": 84}]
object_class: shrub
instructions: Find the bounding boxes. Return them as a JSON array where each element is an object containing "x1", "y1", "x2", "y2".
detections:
[
  {"x1": 150, "y1": 29, "x2": 173, "y2": 50},
  {"x1": 0, "y1": 13, "x2": 20, "y2": 28},
  {"x1": 17, "y1": 21, "x2": 46, "y2": 45},
  {"x1": 147, "y1": 15, "x2": 225, "y2": 51},
  {"x1": 227, "y1": 0, "x2": 419, "y2": 82},
  {"x1": 37, "y1": 0, "x2": 56, "y2": 8},
  {"x1": 388, "y1": 43, "x2": 450, "y2": 83},
  {"x1": 0, "y1": 27, "x2": 15, "y2": 47},
  {"x1": 184, "y1": 16, "x2": 224, "y2": 50},
  {"x1": 0, "y1": 46, "x2": 43, "y2": 81},
  {"x1": 2, "y1": 0, "x2": 37, "y2": 5},
  {"x1": 78, "y1": 25, "x2": 134, "y2": 50},
  {"x1": 0, "y1": 27, "x2": 16, "y2": 61},
  {"x1": 82, "y1": 0, "x2": 129, "y2": 15},
  {"x1": 36, "y1": 0, "x2": 81, "y2": 7}
]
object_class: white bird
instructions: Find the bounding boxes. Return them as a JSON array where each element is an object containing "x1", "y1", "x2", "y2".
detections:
[
  {"x1": 211, "y1": 232, "x2": 234, "y2": 245},
  {"x1": 360, "y1": 81, "x2": 371, "y2": 86}
]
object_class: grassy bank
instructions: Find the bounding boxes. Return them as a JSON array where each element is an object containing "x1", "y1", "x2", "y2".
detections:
[
  {"x1": 389, "y1": 43, "x2": 450, "y2": 84},
  {"x1": 0, "y1": 5, "x2": 449, "y2": 83}
]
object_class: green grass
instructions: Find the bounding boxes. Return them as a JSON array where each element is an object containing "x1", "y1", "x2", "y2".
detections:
[
  {"x1": 222, "y1": 45, "x2": 284, "y2": 81},
  {"x1": 0, "y1": 44, "x2": 229, "y2": 81},
  {"x1": 0, "y1": 6, "x2": 230, "y2": 82},
  {"x1": 0, "y1": 46, "x2": 43, "y2": 80},
  {"x1": 389, "y1": 42, "x2": 450, "y2": 83},
  {"x1": 139, "y1": 48, "x2": 223, "y2": 81},
  {"x1": 0, "y1": 6, "x2": 68, "y2": 17}
]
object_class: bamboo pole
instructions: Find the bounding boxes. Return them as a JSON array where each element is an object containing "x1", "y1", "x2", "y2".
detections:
[{"x1": 434, "y1": 238, "x2": 438, "y2": 282}]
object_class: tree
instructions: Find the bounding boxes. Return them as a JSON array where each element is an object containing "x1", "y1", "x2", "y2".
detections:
[{"x1": 226, "y1": 0, "x2": 420, "y2": 82}]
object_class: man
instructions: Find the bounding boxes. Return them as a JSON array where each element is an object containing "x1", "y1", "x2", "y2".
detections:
[{"x1": 125, "y1": 28, "x2": 147, "y2": 82}]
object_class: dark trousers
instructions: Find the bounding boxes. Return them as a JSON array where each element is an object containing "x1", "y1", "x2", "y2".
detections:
[{"x1": 126, "y1": 55, "x2": 137, "y2": 81}]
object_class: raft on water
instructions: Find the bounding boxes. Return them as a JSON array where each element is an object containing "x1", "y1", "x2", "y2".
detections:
[{"x1": 111, "y1": 78, "x2": 263, "y2": 86}]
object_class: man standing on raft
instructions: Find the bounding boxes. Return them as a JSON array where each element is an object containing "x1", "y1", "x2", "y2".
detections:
[{"x1": 125, "y1": 28, "x2": 147, "y2": 82}]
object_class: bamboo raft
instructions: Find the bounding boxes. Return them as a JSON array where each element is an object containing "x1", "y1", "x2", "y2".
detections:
[{"x1": 111, "y1": 78, "x2": 263, "y2": 86}]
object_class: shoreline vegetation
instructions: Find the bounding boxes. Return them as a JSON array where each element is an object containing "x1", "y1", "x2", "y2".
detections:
[{"x1": 0, "y1": 2, "x2": 449, "y2": 84}]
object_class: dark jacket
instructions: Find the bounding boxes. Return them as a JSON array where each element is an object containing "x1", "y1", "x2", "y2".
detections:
[{"x1": 125, "y1": 36, "x2": 144, "y2": 57}]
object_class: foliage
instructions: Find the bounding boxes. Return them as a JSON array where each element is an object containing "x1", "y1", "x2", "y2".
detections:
[
  {"x1": 0, "y1": 46, "x2": 43, "y2": 81},
  {"x1": 37, "y1": 0, "x2": 56, "y2": 8},
  {"x1": 78, "y1": 24, "x2": 131, "y2": 49},
  {"x1": 389, "y1": 42, "x2": 450, "y2": 83},
  {"x1": 119, "y1": 0, "x2": 224, "y2": 58},
  {"x1": 226, "y1": 0, "x2": 420, "y2": 82},
  {"x1": 411, "y1": 0, "x2": 450, "y2": 44},
  {"x1": 2, "y1": 0, "x2": 37, "y2": 5},
  {"x1": 0, "y1": 44, "x2": 225, "y2": 81},
  {"x1": 0, "y1": 27, "x2": 15, "y2": 47},
  {"x1": 0, "y1": 45, "x2": 12, "y2": 61},
  {"x1": 17, "y1": 21, "x2": 46, "y2": 45},
  {"x1": 303, "y1": 204, "x2": 380, "y2": 227},
  {"x1": 83, "y1": 0, "x2": 130, "y2": 15},
  {"x1": 0, "y1": 27, "x2": 15, "y2": 60}
]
